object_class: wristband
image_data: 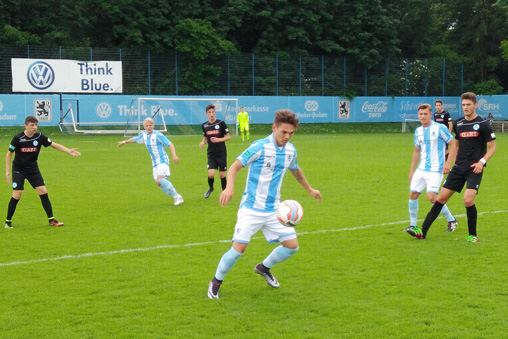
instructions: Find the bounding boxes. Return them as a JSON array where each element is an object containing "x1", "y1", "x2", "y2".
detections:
[
  {"x1": 479, "y1": 158, "x2": 486, "y2": 165},
  {"x1": 122, "y1": 141, "x2": 126, "y2": 144}
]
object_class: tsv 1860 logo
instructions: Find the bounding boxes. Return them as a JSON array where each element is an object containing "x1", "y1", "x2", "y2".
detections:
[
  {"x1": 96, "y1": 102, "x2": 112, "y2": 119},
  {"x1": 27, "y1": 61, "x2": 55, "y2": 90}
]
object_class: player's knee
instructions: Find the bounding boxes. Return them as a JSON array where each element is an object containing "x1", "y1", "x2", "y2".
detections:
[{"x1": 464, "y1": 196, "x2": 475, "y2": 207}]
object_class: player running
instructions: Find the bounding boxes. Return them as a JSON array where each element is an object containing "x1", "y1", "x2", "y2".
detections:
[
  {"x1": 5, "y1": 116, "x2": 81, "y2": 229},
  {"x1": 118, "y1": 118, "x2": 183, "y2": 206}
]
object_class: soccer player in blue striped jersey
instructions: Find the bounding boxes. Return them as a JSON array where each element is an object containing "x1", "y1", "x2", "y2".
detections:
[
  {"x1": 118, "y1": 118, "x2": 183, "y2": 206},
  {"x1": 207, "y1": 109, "x2": 322, "y2": 299},
  {"x1": 406, "y1": 104, "x2": 458, "y2": 235}
]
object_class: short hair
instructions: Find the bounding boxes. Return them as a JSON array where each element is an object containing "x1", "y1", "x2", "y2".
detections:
[
  {"x1": 274, "y1": 109, "x2": 300, "y2": 129},
  {"x1": 24, "y1": 116, "x2": 38, "y2": 124},
  {"x1": 418, "y1": 103, "x2": 432, "y2": 112},
  {"x1": 206, "y1": 104, "x2": 215, "y2": 112},
  {"x1": 143, "y1": 118, "x2": 154, "y2": 125},
  {"x1": 435, "y1": 99, "x2": 443, "y2": 104},
  {"x1": 461, "y1": 92, "x2": 477, "y2": 104}
]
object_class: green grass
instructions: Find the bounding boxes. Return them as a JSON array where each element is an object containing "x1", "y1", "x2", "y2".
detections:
[{"x1": 0, "y1": 126, "x2": 507, "y2": 338}]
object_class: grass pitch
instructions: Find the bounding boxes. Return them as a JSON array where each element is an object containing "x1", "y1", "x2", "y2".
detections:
[{"x1": 0, "y1": 125, "x2": 507, "y2": 338}]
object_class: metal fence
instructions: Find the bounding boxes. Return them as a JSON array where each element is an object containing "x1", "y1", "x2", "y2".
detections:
[{"x1": 0, "y1": 45, "x2": 471, "y2": 97}]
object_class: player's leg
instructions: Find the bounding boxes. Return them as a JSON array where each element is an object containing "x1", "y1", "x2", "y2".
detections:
[
  {"x1": 407, "y1": 170, "x2": 425, "y2": 231},
  {"x1": 239, "y1": 125, "x2": 245, "y2": 141},
  {"x1": 415, "y1": 187, "x2": 455, "y2": 238},
  {"x1": 208, "y1": 207, "x2": 262, "y2": 299},
  {"x1": 463, "y1": 171, "x2": 483, "y2": 242},
  {"x1": 245, "y1": 124, "x2": 250, "y2": 142},
  {"x1": 218, "y1": 154, "x2": 228, "y2": 191},
  {"x1": 427, "y1": 191, "x2": 458, "y2": 232},
  {"x1": 5, "y1": 171, "x2": 25, "y2": 228},
  {"x1": 154, "y1": 165, "x2": 183, "y2": 205},
  {"x1": 255, "y1": 216, "x2": 299, "y2": 288},
  {"x1": 204, "y1": 157, "x2": 217, "y2": 198}
]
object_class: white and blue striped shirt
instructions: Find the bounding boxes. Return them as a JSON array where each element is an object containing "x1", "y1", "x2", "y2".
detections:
[
  {"x1": 237, "y1": 134, "x2": 298, "y2": 212},
  {"x1": 414, "y1": 121, "x2": 453, "y2": 173},
  {"x1": 134, "y1": 130, "x2": 171, "y2": 167}
]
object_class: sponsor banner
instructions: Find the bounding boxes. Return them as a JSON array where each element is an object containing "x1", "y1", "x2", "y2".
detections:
[
  {"x1": 1, "y1": 95, "x2": 508, "y2": 127},
  {"x1": 11, "y1": 58, "x2": 122, "y2": 93}
]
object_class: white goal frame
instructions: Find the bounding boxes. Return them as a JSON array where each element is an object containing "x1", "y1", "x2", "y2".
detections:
[
  {"x1": 126, "y1": 97, "x2": 239, "y2": 137},
  {"x1": 401, "y1": 118, "x2": 420, "y2": 133}
]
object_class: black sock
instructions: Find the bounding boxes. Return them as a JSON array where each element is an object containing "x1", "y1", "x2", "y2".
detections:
[
  {"x1": 39, "y1": 193, "x2": 53, "y2": 218},
  {"x1": 421, "y1": 202, "x2": 444, "y2": 236},
  {"x1": 221, "y1": 177, "x2": 227, "y2": 190},
  {"x1": 466, "y1": 205, "x2": 478, "y2": 236},
  {"x1": 6, "y1": 197, "x2": 20, "y2": 221},
  {"x1": 208, "y1": 177, "x2": 214, "y2": 190}
]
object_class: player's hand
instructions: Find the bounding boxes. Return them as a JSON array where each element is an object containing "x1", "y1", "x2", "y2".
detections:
[
  {"x1": 471, "y1": 161, "x2": 484, "y2": 174},
  {"x1": 118, "y1": 141, "x2": 125, "y2": 147},
  {"x1": 220, "y1": 187, "x2": 234, "y2": 206},
  {"x1": 442, "y1": 163, "x2": 451, "y2": 174},
  {"x1": 309, "y1": 188, "x2": 322, "y2": 202},
  {"x1": 199, "y1": 141, "x2": 205, "y2": 148},
  {"x1": 210, "y1": 137, "x2": 218, "y2": 143},
  {"x1": 70, "y1": 148, "x2": 81, "y2": 156},
  {"x1": 173, "y1": 156, "x2": 180, "y2": 164}
]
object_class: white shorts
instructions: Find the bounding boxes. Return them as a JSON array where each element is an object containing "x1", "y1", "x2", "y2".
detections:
[
  {"x1": 233, "y1": 206, "x2": 297, "y2": 244},
  {"x1": 153, "y1": 163, "x2": 170, "y2": 180},
  {"x1": 410, "y1": 169, "x2": 443, "y2": 194}
]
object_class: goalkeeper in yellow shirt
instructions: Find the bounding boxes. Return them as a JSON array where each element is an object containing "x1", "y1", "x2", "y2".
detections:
[{"x1": 236, "y1": 107, "x2": 250, "y2": 142}]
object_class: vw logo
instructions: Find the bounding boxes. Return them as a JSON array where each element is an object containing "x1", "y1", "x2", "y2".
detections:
[
  {"x1": 27, "y1": 61, "x2": 55, "y2": 90},
  {"x1": 305, "y1": 100, "x2": 319, "y2": 112},
  {"x1": 96, "y1": 102, "x2": 112, "y2": 119}
]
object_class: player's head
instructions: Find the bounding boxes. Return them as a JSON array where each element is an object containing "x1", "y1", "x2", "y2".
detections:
[
  {"x1": 417, "y1": 104, "x2": 432, "y2": 126},
  {"x1": 434, "y1": 100, "x2": 443, "y2": 112},
  {"x1": 143, "y1": 118, "x2": 155, "y2": 133},
  {"x1": 461, "y1": 92, "x2": 478, "y2": 118},
  {"x1": 206, "y1": 104, "x2": 216, "y2": 121},
  {"x1": 240, "y1": 106, "x2": 245, "y2": 111},
  {"x1": 24, "y1": 116, "x2": 39, "y2": 133},
  {"x1": 272, "y1": 109, "x2": 299, "y2": 147}
]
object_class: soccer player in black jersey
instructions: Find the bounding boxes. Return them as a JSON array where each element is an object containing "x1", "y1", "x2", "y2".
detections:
[
  {"x1": 4, "y1": 116, "x2": 81, "y2": 229},
  {"x1": 434, "y1": 100, "x2": 453, "y2": 132},
  {"x1": 199, "y1": 104, "x2": 231, "y2": 198},
  {"x1": 407, "y1": 93, "x2": 496, "y2": 242}
]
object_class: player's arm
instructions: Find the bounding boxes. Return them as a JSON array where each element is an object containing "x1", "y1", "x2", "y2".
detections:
[
  {"x1": 210, "y1": 132, "x2": 231, "y2": 143},
  {"x1": 199, "y1": 136, "x2": 207, "y2": 148},
  {"x1": 5, "y1": 151, "x2": 12, "y2": 184},
  {"x1": 118, "y1": 137, "x2": 135, "y2": 147},
  {"x1": 219, "y1": 160, "x2": 244, "y2": 207},
  {"x1": 443, "y1": 140, "x2": 456, "y2": 174},
  {"x1": 168, "y1": 143, "x2": 179, "y2": 164},
  {"x1": 409, "y1": 146, "x2": 420, "y2": 181},
  {"x1": 448, "y1": 120, "x2": 453, "y2": 133},
  {"x1": 290, "y1": 167, "x2": 322, "y2": 202},
  {"x1": 471, "y1": 140, "x2": 496, "y2": 174},
  {"x1": 50, "y1": 142, "x2": 81, "y2": 156}
]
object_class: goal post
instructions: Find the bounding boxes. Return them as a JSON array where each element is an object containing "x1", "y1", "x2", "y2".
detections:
[
  {"x1": 59, "y1": 97, "x2": 239, "y2": 136},
  {"x1": 401, "y1": 118, "x2": 420, "y2": 133},
  {"x1": 125, "y1": 97, "x2": 239, "y2": 137}
]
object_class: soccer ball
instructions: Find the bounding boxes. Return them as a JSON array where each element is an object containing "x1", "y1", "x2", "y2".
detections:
[{"x1": 276, "y1": 200, "x2": 303, "y2": 227}]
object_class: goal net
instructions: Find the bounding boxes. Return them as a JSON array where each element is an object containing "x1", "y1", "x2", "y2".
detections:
[
  {"x1": 59, "y1": 97, "x2": 239, "y2": 136},
  {"x1": 401, "y1": 118, "x2": 420, "y2": 133},
  {"x1": 125, "y1": 97, "x2": 239, "y2": 137}
]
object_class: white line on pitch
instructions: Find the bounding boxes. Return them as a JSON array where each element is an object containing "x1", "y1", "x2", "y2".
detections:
[{"x1": 1, "y1": 209, "x2": 506, "y2": 268}]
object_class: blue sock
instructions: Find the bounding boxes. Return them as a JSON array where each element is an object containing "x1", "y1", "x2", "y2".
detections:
[
  {"x1": 262, "y1": 246, "x2": 299, "y2": 269},
  {"x1": 409, "y1": 199, "x2": 418, "y2": 227},
  {"x1": 158, "y1": 178, "x2": 178, "y2": 197},
  {"x1": 440, "y1": 204, "x2": 455, "y2": 222},
  {"x1": 215, "y1": 248, "x2": 243, "y2": 281}
]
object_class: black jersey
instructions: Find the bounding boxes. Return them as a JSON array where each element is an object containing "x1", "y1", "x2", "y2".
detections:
[
  {"x1": 434, "y1": 110, "x2": 452, "y2": 127},
  {"x1": 202, "y1": 119, "x2": 229, "y2": 155},
  {"x1": 453, "y1": 116, "x2": 495, "y2": 167},
  {"x1": 8, "y1": 132, "x2": 52, "y2": 170}
]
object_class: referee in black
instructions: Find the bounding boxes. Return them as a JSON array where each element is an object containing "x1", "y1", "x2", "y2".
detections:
[
  {"x1": 407, "y1": 92, "x2": 496, "y2": 242},
  {"x1": 5, "y1": 116, "x2": 81, "y2": 229},
  {"x1": 199, "y1": 104, "x2": 231, "y2": 199}
]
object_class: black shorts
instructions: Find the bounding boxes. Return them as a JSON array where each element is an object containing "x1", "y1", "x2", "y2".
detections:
[
  {"x1": 443, "y1": 165, "x2": 483, "y2": 193},
  {"x1": 11, "y1": 167, "x2": 45, "y2": 190},
  {"x1": 207, "y1": 152, "x2": 227, "y2": 171}
]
